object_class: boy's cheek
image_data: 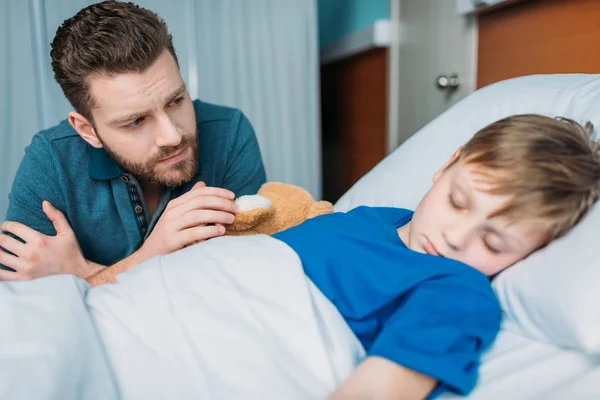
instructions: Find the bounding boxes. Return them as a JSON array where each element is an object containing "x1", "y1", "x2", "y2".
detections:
[{"x1": 470, "y1": 255, "x2": 513, "y2": 277}]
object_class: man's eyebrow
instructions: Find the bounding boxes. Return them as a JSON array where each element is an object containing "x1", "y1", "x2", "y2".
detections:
[
  {"x1": 109, "y1": 110, "x2": 150, "y2": 126},
  {"x1": 166, "y1": 83, "x2": 187, "y2": 102},
  {"x1": 109, "y1": 83, "x2": 188, "y2": 126}
]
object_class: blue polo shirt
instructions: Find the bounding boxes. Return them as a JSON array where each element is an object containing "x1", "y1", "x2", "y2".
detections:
[
  {"x1": 274, "y1": 206, "x2": 501, "y2": 398},
  {"x1": 1, "y1": 100, "x2": 266, "y2": 270}
]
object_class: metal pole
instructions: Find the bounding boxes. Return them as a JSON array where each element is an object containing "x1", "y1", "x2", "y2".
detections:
[
  {"x1": 387, "y1": 0, "x2": 401, "y2": 154},
  {"x1": 185, "y1": 0, "x2": 199, "y2": 100},
  {"x1": 29, "y1": 0, "x2": 52, "y2": 130}
]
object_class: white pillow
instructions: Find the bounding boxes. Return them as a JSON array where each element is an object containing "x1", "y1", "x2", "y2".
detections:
[{"x1": 335, "y1": 74, "x2": 600, "y2": 353}]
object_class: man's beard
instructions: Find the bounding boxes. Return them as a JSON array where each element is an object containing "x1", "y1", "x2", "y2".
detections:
[{"x1": 100, "y1": 132, "x2": 199, "y2": 188}]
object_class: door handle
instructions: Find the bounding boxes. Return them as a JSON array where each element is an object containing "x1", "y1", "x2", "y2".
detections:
[{"x1": 436, "y1": 73, "x2": 460, "y2": 91}]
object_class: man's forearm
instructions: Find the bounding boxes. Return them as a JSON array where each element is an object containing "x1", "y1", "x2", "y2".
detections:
[{"x1": 85, "y1": 248, "x2": 149, "y2": 287}]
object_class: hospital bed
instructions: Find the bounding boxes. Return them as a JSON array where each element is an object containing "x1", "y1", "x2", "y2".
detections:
[{"x1": 2, "y1": 74, "x2": 600, "y2": 399}]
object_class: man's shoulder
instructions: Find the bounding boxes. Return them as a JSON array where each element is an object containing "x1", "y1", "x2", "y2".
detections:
[
  {"x1": 28, "y1": 119, "x2": 85, "y2": 153},
  {"x1": 192, "y1": 99, "x2": 259, "y2": 163},
  {"x1": 36, "y1": 119, "x2": 80, "y2": 142},
  {"x1": 193, "y1": 99, "x2": 244, "y2": 127},
  {"x1": 20, "y1": 119, "x2": 89, "y2": 177}
]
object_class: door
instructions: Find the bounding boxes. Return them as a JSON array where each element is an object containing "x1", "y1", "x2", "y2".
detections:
[{"x1": 390, "y1": 0, "x2": 477, "y2": 148}]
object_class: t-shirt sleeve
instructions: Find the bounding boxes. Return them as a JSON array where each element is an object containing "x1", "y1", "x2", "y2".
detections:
[
  {"x1": 222, "y1": 112, "x2": 267, "y2": 197},
  {"x1": 1, "y1": 135, "x2": 65, "y2": 271},
  {"x1": 367, "y1": 277, "x2": 501, "y2": 397}
]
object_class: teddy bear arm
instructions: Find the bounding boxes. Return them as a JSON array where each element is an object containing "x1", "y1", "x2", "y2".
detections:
[{"x1": 308, "y1": 200, "x2": 334, "y2": 218}]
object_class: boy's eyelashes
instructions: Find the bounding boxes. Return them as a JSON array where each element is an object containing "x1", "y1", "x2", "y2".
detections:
[
  {"x1": 482, "y1": 238, "x2": 501, "y2": 254},
  {"x1": 481, "y1": 231, "x2": 503, "y2": 254},
  {"x1": 447, "y1": 192, "x2": 503, "y2": 254},
  {"x1": 448, "y1": 193, "x2": 465, "y2": 210}
]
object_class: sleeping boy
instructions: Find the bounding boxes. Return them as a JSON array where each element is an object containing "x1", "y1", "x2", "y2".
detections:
[{"x1": 274, "y1": 114, "x2": 600, "y2": 399}]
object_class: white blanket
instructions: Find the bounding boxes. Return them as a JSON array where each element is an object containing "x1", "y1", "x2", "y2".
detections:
[
  {"x1": 3, "y1": 235, "x2": 362, "y2": 400},
  {"x1": 3, "y1": 234, "x2": 600, "y2": 399}
]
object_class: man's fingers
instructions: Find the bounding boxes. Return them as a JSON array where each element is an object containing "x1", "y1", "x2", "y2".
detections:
[
  {"x1": 178, "y1": 195, "x2": 238, "y2": 215},
  {"x1": 177, "y1": 210, "x2": 236, "y2": 230},
  {"x1": 0, "y1": 269, "x2": 21, "y2": 281},
  {"x1": 0, "y1": 221, "x2": 45, "y2": 246},
  {"x1": 181, "y1": 187, "x2": 236, "y2": 204},
  {"x1": 0, "y1": 233, "x2": 27, "y2": 258},
  {"x1": 168, "y1": 186, "x2": 236, "y2": 210},
  {"x1": 181, "y1": 224, "x2": 226, "y2": 246},
  {"x1": 192, "y1": 181, "x2": 207, "y2": 190},
  {"x1": 0, "y1": 250, "x2": 27, "y2": 274},
  {"x1": 42, "y1": 201, "x2": 72, "y2": 235}
]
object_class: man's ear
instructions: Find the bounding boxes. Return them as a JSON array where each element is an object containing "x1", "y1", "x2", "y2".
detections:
[
  {"x1": 433, "y1": 146, "x2": 462, "y2": 183},
  {"x1": 68, "y1": 112, "x2": 103, "y2": 148}
]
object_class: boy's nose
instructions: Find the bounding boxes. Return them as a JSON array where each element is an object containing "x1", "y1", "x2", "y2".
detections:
[
  {"x1": 443, "y1": 232, "x2": 460, "y2": 251},
  {"x1": 443, "y1": 223, "x2": 475, "y2": 252}
]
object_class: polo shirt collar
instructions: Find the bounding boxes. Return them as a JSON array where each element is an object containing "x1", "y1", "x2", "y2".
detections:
[{"x1": 89, "y1": 146, "x2": 122, "y2": 180}]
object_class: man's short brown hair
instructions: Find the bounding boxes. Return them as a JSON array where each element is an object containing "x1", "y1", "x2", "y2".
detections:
[
  {"x1": 50, "y1": 1, "x2": 178, "y2": 122},
  {"x1": 457, "y1": 114, "x2": 600, "y2": 243}
]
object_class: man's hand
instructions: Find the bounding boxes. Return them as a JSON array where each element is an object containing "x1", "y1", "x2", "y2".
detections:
[
  {"x1": 85, "y1": 182, "x2": 239, "y2": 287},
  {"x1": 0, "y1": 201, "x2": 101, "y2": 280},
  {"x1": 138, "y1": 181, "x2": 238, "y2": 260}
]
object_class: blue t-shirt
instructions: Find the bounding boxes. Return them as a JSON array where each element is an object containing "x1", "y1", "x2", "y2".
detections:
[{"x1": 274, "y1": 206, "x2": 501, "y2": 398}]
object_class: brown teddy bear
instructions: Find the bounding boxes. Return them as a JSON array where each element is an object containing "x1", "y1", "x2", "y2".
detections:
[{"x1": 225, "y1": 182, "x2": 334, "y2": 236}]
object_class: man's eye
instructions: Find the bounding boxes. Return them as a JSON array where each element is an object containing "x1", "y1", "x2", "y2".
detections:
[
  {"x1": 124, "y1": 117, "x2": 144, "y2": 129},
  {"x1": 170, "y1": 96, "x2": 185, "y2": 106}
]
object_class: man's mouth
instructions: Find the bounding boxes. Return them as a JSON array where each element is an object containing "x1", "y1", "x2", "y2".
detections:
[{"x1": 160, "y1": 147, "x2": 187, "y2": 164}]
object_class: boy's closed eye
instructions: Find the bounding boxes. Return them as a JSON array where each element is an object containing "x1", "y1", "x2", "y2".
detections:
[
  {"x1": 482, "y1": 234, "x2": 501, "y2": 254},
  {"x1": 448, "y1": 193, "x2": 464, "y2": 210},
  {"x1": 448, "y1": 189, "x2": 469, "y2": 210}
]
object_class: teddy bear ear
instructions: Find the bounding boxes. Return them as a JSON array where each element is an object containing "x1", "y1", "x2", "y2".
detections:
[{"x1": 257, "y1": 181, "x2": 297, "y2": 197}]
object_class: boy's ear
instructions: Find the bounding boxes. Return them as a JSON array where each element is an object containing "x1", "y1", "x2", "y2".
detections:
[
  {"x1": 433, "y1": 146, "x2": 462, "y2": 183},
  {"x1": 68, "y1": 112, "x2": 103, "y2": 149}
]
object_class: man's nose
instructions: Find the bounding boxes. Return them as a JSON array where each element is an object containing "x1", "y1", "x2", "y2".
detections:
[{"x1": 155, "y1": 115, "x2": 183, "y2": 148}]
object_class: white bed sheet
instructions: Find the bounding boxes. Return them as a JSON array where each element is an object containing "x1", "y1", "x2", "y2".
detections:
[
  {"x1": 0, "y1": 275, "x2": 119, "y2": 400},
  {"x1": 0, "y1": 235, "x2": 365, "y2": 400},
  {"x1": 1, "y1": 242, "x2": 599, "y2": 399},
  {"x1": 439, "y1": 319, "x2": 600, "y2": 399},
  {"x1": 86, "y1": 235, "x2": 365, "y2": 400},
  {"x1": 98, "y1": 234, "x2": 599, "y2": 400}
]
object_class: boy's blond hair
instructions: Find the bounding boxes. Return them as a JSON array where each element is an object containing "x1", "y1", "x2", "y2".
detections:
[{"x1": 457, "y1": 114, "x2": 600, "y2": 243}]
